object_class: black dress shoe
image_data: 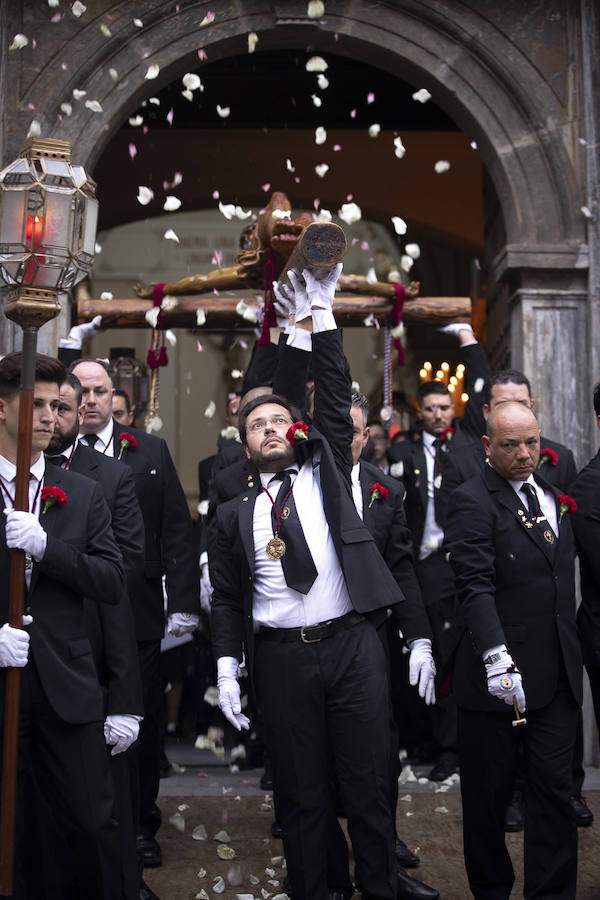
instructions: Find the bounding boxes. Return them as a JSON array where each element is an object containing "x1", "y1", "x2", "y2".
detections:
[
  {"x1": 427, "y1": 753, "x2": 459, "y2": 782},
  {"x1": 140, "y1": 879, "x2": 160, "y2": 899},
  {"x1": 395, "y1": 837, "x2": 420, "y2": 868},
  {"x1": 136, "y1": 835, "x2": 162, "y2": 868},
  {"x1": 571, "y1": 794, "x2": 594, "y2": 827},
  {"x1": 396, "y1": 867, "x2": 440, "y2": 899},
  {"x1": 270, "y1": 820, "x2": 283, "y2": 838},
  {"x1": 504, "y1": 790, "x2": 524, "y2": 833}
]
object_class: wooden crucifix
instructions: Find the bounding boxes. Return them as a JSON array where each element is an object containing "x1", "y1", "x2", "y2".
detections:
[{"x1": 78, "y1": 190, "x2": 471, "y2": 327}]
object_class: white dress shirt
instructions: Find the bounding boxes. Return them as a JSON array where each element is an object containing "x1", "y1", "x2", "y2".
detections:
[
  {"x1": 252, "y1": 462, "x2": 353, "y2": 629},
  {"x1": 0, "y1": 452, "x2": 46, "y2": 588},
  {"x1": 509, "y1": 474, "x2": 558, "y2": 536},
  {"x1": 77, "y1": 420, "x2": 115, "y2": 457},
  {"x1": 419, "y1": 430, "x2": 445, "y2": 560},
  {"x1": 351, "y1": 463, "x2": 364, "y2": 520}
]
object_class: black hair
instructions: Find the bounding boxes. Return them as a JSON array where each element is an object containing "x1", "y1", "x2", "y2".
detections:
[
  {"x1": 114, "y1": 388, "x2": 131, "y2": 412},
  {"x1": 484, "y1": 370, "x2": 531, "y2": 405},
  {"x1": 63, "y1": 372, "x2": 83, "y2": 407},
  {"x1": 238, "y1": 393, "x2": 293, "y2": 444},
  {"x1": 417, "y1": 380, "x2": 451, "y2": 404},
  {"x1": 593, "y1": 382, "x2": 600, "y2": 416},
  {"x1": 0, "y1": 353, "x2": 66, "y2": 400}
]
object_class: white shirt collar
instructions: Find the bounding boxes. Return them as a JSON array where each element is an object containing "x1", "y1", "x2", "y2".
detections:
[
  {"x1": 78, "y1": 418, "x2": 114, "y2": 450},
  {"x1": 351, "y1": 462, "x2": 361, "y2": 486},
  {"x1": 0, "y1": 451, "x2": 45, "y2": 483},
  {"x1": 423, "y1": 430, "x2": 437, "y2": 449},
  {"x1": 509, "y1": 473, "x2": 537, "y2": 494}
]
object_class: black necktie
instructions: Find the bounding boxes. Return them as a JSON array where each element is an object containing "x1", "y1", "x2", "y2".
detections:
[
  {"x1": 46, "y1": 454, "x2": 68, "y2": 468},
  {"x1": 521, "y1": 482, "x2": 539, "y2": 518},
  {"x1": 269, "y1": 470, "x2": 318, "y2": 595},
  {"x1": 84, "y1": 433, "x2": 98, "y2": 450},
  {"x1": 520, "y1": 482, "x2": 556, "y2": 551}
]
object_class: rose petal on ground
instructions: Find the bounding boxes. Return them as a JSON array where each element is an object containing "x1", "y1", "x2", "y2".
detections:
[
  {"x1": 169, "y1": 812, "x2": 185, "y2": 832},
  {"x1": 217, "y1": 844, "x2": 236, "y2": 860},
  {"x1": 133, "y1": 18, "x2": 143, "y2": 27},
  {"x1": 435, "y1": 806, "x2": 449, "y2": 814},
  {"x1": 73, "y1": 89, "x2": 86, "y2": 100},
  {"x1": 100, "y1": 23, "x2": 111, "y2": 36},
  {"x1": 214, "y1": 829, "x2": 231, "y2": 842},
  {"x1": 394, "y1": 136, "x2": 406, "y2": 158}
]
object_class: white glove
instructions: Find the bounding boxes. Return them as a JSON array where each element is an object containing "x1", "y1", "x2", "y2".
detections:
[
  {"x1": 484, "y1": 645, "x2": 526, "y2": 712},
  {"x1": 303, "y1": 262, "x2": 343, "y2": 310},
  {"x1": 0, "y1": 616, "x2": 33, "y2": 668},
  {"x1": 271, "y1": 280, "x2": 294, "y2": 327},
  {"x1": 167, "y1": 612, "x2": 200, "y2": 636},
  {"x1": 103, "y1": 714, "x2": 141, "y2": 755},
  {"x1": 217, "y1": 656, "x2": 250, "y2": 731},
  {"x1": 287, "y1": 269, "x2": 311, "y2": 323},
  {"x1": 58, "y1": 315, "x2": 102, "y2": 349},
  {"x1": 438, "y1": 322, "x2": 473, "y2": 337},
  {"x1": 4, "y1": 510, "x2": 47, "y2": 560},
  {"x1": 408, "y1": 638, "x2": 436, "y2": 705},
  {"x1": 199, "y1": 562, "x2": 213, "y2": 615}
]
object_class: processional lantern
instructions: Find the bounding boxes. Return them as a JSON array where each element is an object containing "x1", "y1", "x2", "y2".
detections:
[{"x1": 0, "y1": 136, "x2": 98, "y2": 895}]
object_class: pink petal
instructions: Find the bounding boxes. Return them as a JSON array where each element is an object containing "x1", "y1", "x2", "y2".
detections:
[
  {"x1": 261, "y1": 183, "x2": 270, "y2": 192},
  {"x1": 51, "y1": 12, "x2": 61, "y2": 22},
  {"x1": 166, "y1": 107, "x2": 174, "y2": 125},
  {"x1": 212, "y1": 189, "x2": 220, "y2": 199},
  {"x1": 360, "y1": 241, "x2": 369, "y2": 250},
  {"x1": 367, "y1": 92, "x2": 375, "y2": 103},
  {"x1": 196, "y1": 341, "x2": 203, "y2": 352},
  {"x1": 198, "y1": 48, "x2": 207, "y2": 60},
  {"x1": 333, "y1": 144, "x2": 342, "y2": 151},
  {"x1": 128, "y1": 143, "x2": 137, "y2": 160},
  {"x1": 61, "y1": 62, "x2": 68, "y2": 69},
  {"x1": 142, "y1": 126, "x2": 148, "y2": 134},
  {"x1": 313, "y1": 198, "x2": 320, "y2": 210},
  {"x1": 350, "y1": 109, "x2": 357, "y2": 118},
  {"x1": 294, "y1": 176, "x2": 300, "y2": 183}
]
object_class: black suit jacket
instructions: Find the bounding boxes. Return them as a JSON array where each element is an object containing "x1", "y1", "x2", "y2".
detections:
[
  {"x1": 386, "y1": 438, "x2": 431, "y2": 555},
  {"x1": 444, "y1": 465, "x2": 582, "y2": 712},
  {"x1": 1, "y1": 465, "x2": 125, "y2": 724},
  {"x1": 211, "y1": 329, "x2": 405, "y2": 670},
  {"x1": 358, "y1": 459, "x2": 431, "y2": 642},
  {"x1": 569, "y1": 450, "x2": 600, "y2": 667},
  {"x1": 438, "y1": 435, "x2": 577, "y2": 527},
  {"x1": 111, "y1": 422, "x2": 200, "y2": 641},
  {"x1": 62, "y1": 445, "x2": 145, "y2": 717}
]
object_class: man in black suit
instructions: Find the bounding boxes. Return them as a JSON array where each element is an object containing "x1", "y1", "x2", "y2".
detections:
[
  {"x1": 569, "y1": 382, "x2": 600, "y2": 732},
  {"x1": 445, "y1": 401, "x2": 582, "y2": 900},
  {"x1": 0, "y1": 352, "x2": 125, "y2": 899},
  {"x1": 211, "y1": 265, "x2": 401, "y2": 900},
  {"x1": 67, "y1": 358, "x2": 200, "y2": 870},
  {"x1": 46, "y1": 372, "x2": 150, "y2": 900}
]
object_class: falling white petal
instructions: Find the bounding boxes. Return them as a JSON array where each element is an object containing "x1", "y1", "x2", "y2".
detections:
[
  {"x1": 315, "y1": 126, "x2": 327, "y2": 145},
  {"x1": 165, "y1": 330, "x2": 177, "y2": 346},
  {"x1": 145, "y1": 64, "x2": 160, "y2": 80},
  {"x1": 72, "y1": 89, "x2": 87, "y2": 100},
  {"x1": 235, "y1": 206, "x2": 252, "y2": 220},
  {"x1": 109, "y1": 68, "x2": 118, "y2": 80},
  {"x1": 248, "y1": 32, "x2": 258, "y2": 53},
  {"x1": 60, "y1": 102, "x2": 72, "y2": 116},
  {"x1": 317, "y1": 74, "x2": 329, "y2": 89},
  {"x1": 85, "y1": 100, "x2": 103, "y2": 112},
  {"x1": 272, "y1": 209, "x2": 291, "y2": 220},
  {"x1": 391, "y1": 216, "x2": 407, "y2": 235},
  {"x1": 338, "y1": 202, "x2": 362, "y2": 224},
  {"x1": 307, "y1": 0, "x2": 325, "y2": 17},
  {"x1": 405, "y1": 243, "x2": 420, "y2": 259},
  {"x1": 9, "y1": 34, "x2": 28, "y2": 50},
  {"x1": 394, "y1": 136, "x2": 406, "y2": 158},
  {"x1": 363, "y1": 313, "x2": 377, "y2": 327},
  {"x1": 434, "y1": 160, "x2": 450, "y2": 173},
  {"x1": 71, "y1": 1, "x2": 87, "y2": 18},
  {"x1": 200, "y1": 11, "x2": 215, "y2": 26},
  {"x1": 27, "y1": 120, "x2": 41, "y2": 138},
  {"x1": 129, "y1": 115, "x2": 143, "y2": 127},
  {"x1": 286, "y1": 159, "x2": 295, "y2": 172},
  {"x1": 366, "y1": 267, "x2": 378, "y2": 284},
  {"x1": 137, "y1": 186, "x2": 153, "y2": 205},
  {"x1": 196, "y1": 309, "x2": 206, "y2": 326},
  {"x1": 231, "y1": 369, "x2": 243, "y2": 379},
  {"x1": 306, "y1": 56, "x2": 328, "y2": 72},
  {"x1": 100, "y1": 23, "x2": 111, "y2": 36},
  {"x1": 216, "y1": 105, "x2": 230, "y2": 118},
  {"x1": 312, "y1": 94, "x2": 322, "y2": 107},
  {"x1": 100, "y1": 291, "x2": 113, "y2": 300},
  {"x1": 313, "y1": 209, "x2": 332, "y2": 223},
  {"x1": 470, "y1": 140, "x2": 478, "y2": 149},
  {"x1": 145, "y1": 308, "x2": 160, "y2": 328},
  {"x1": 218, "y1": 202, "x2": 235, "y2": 220},
  {"x1": 315, "y1": 164, "x2": 329, "y2": 178},
  {"x1": 48, "y1": 0, "x2": 59, "y2": 6},
  {"x1": 164, "y1": 229, "x2": 180, "y2": 243},
  {"x1": 94, "y1": 242, "x2": 102, "y2": 254},
  {"x1": 183, "y1": 72, "x2": 202, "y2": 91},
  {"x1": 581, "y1": 206, "x2": 592, "y2": 218},
  {"x1": 182, "y1": 90, "x2": 193, "y2": 101},
  {"x1": 204, "y1": 401, "x2": 216, "y2": 419},
  {"x1": 368, "y1": 123, "x2": 381, "y2": 138},
  {"x1": 149, "y1": 97, "x2": 160, "y2": 105},
  {"x1": 412, "y1": 88, "x2": 431, "y2": 103},
  {"x1": 400, "y1": 255, "x2": 414, "y2": 272},
  {"x1": 163, "y1": 196, "x2": 182, "y2": 211},
  {"x1": 133, "y1": 18, "x2": 143, "y2": 27}
]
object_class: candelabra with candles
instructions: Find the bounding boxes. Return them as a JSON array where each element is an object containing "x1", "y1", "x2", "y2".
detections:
[{"x1": 419, "y1": 359, "x2": 469, "y2": 416}]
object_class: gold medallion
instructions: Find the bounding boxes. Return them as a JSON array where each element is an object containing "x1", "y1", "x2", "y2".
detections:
[
  {"x1": 543, "y1": 529, "x2": 555, "y2": 544},
  {"x1": 266, "y1": 536, "x2": 286, "y2": 559}
]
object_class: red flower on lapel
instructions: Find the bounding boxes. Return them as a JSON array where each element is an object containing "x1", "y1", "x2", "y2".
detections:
[
  {"x1": 118, "y1": 432, "x2": 137, "y2": 460},
  {"x1": 369, "y1": 482, "x2": 389, "y2": 508},
  {"x1": 539, "y1": 447, "x2": 558, "y2": 468},
  {"x1": 286, "y1": 421, "x2": 309, "y2": 446},
  {"x1": 441, "y1": 427, "x2": 454, "y2": 442},
  {"x1": 41, "y1": 486, "x2": 67, "y2": 515},
  {"x1": 557, "y1": 494, "x2": 577, "y2": 522}
]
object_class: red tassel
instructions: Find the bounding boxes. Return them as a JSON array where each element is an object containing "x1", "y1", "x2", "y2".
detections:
[{"x1": 157, "y1": 345, "x2": 168, "y2": 366}]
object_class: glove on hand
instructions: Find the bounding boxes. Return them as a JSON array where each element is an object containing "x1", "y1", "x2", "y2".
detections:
[
  {"x1": 484, "y1": 646, "x2": 526, "y2": 712},
  {"x1": 4, "y1": 510, "x2": 47, "y2": 560},
  {"x1": 167, "y1": 612, "x2": 200, "y2": 636},
  {"x1": 303, "y1": 262, "x2": 343, "y2": 310},
  {"x1": 59, "y1": 315, "x2": 102, "y2": 349},
  {"x1": 103, "y1": 714, "x2": 140, "y2": 755},
  {"x1": 408, "y1": 638, "x2": 437, "y2": 706},
  {"x1": 217, "y1": 656, "x2": 250, "y2": 731},
  {"x1": 287, "y1": 269, "x2": 311, "y2": 323},
  {"x1": 0, "y1": 617, "x2": 32, "y2": 668}
]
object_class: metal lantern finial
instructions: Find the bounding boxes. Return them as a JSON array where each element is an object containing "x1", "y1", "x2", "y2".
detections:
[{"x1": 0, "y1": 137, "x2": 98, "y2": 327}]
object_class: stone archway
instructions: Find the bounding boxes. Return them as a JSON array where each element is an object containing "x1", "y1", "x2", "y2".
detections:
[{"x1": 3, "y1": 0, "x2": 593, "y2": 456}]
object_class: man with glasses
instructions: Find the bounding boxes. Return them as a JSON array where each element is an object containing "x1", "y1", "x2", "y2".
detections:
[{"x1": 211, "y1": 265, "x2": 403, "y2": 900}]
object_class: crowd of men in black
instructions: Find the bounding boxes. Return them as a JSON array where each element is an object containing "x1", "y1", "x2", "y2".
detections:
[{"x1": 0, "y1": 264, "x2": 598, "y2": 900}]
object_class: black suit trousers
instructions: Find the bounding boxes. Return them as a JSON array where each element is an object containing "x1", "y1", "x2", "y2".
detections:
[
  {"x1": 136, "y1": 640, "x2": 163, "y2": 833},
  {"x1": 458, "y1": 678, "x2": 578, "y2": 900},
  {"x1": 254, "y1": 619, "x2": 396, "y2": 900}
]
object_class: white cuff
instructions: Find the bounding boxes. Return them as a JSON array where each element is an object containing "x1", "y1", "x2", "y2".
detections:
[
  {"x1": 311, "y1": 308, "x2": 337, "y2": 333},
  {"x1": 482, "y1": 643, "x2": 507, "y2": 660},
  {"x1": 217, "y1": 656, "x2": 241, "y2": 679},
  {"x1": 286, "y1": 327, "x2": 312, "y2": 351}
]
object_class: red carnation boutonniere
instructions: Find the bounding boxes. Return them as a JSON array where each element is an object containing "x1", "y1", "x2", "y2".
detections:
[
  {"x1": 557, "y1": 494, "x2": 577, "y2": 523},
  {"x1": 286, "y1": 421, "x2": 309, "y2": 446},
  {"x1": 369, "y1": 482, "x2": 389, "y2": 508},
  {"x1": 441, "y1": 427, "x2": 455, "y2": 442},
  {"x1": 41, "y1": 486, "x2": 67, "y2": 515},
  {"x1": 538, "y1": 447, "x2": 558, "y2": 468},
  {"x1": 118, "y1": 432, "x2": 137, "y2": 461}
]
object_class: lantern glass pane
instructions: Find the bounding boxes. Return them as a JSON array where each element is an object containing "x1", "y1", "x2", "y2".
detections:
[
  {"x1": 0, "y1": 190, "x2": 26, "y2": 244},
  {"x1": 41, "y1": 158, "x2": 75, "y2": 189},
  {"x1": 44, "y1": 192, "x2": 73, "y2": 248},
  {"x1": 82, "y1": 197, "x2": 98, "y2": 256}
]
